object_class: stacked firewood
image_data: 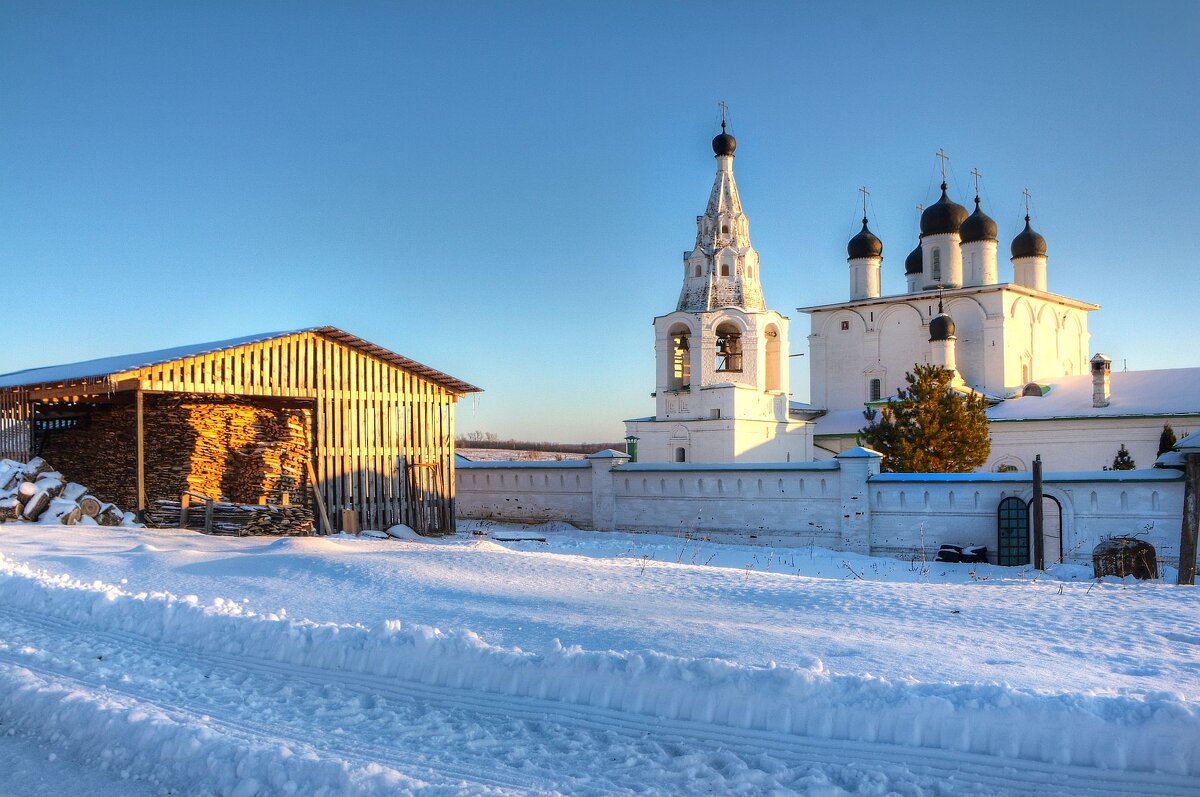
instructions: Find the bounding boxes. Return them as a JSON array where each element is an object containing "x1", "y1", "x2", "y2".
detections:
[
  {"x1": 0, "y1": 457, "x2": 139, "y2": 527},
  {"x1": 144, "y1": 498, "x2": 313, "y2": 536}
]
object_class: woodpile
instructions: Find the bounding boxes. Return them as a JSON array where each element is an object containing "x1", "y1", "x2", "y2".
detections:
[
  {"x1": 144, "y1": 499, "x2": 313, "y2": 536},
  {"x1": 38, "y1": 395, "x2": 312, "y2": 511},
  {"x1": 0, "y1": 457, "x2": 139, "y2": 527}
]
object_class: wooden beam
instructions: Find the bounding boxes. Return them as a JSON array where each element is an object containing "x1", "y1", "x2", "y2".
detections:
[
  {"x1": 135, "y1": 389, "x2": 146, "y2": 514},
  {"x1": 1179, "y1": 453, "x2": 1199, "y2": 586}
]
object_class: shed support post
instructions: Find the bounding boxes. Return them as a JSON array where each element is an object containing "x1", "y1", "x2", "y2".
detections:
[
  {"x1": 1179, "y1": 453, "x2": 1199, "y2": 586},
  {"x1": 135, "y1": 389, "x2": 146, "y2": 517}
]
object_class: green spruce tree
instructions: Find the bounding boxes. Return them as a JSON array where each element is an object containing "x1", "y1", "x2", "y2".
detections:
[
  {"x1": 1111, "y1": 444, "x2": 1136, "y2": 470},
  {"x1": 858, "y1": 364, "x2": 991, "y2": 473},
  {"x1": 1158, "y1": 423, "x2": 1177, "y2": 457}
]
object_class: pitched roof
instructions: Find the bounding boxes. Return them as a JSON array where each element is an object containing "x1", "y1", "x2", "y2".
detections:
[
  {"x1": 986, "y1": 367, "x2": 1200, "y2": 422},
  {"x1": 0, "y1": 326, "x2": 481, "y2": 395}
]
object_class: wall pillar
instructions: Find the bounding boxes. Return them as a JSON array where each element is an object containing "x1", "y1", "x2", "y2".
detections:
[
  {"x1": 836, "y1": 447, "x2": 882, "y2": 554},
  {"x1": 586, "y1": 449, "x2": 630, "y2": 531}
]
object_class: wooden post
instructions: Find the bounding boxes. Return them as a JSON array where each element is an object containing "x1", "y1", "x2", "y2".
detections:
[
  {"x1": 180, "y1": 492, "x2": 190, "y2": 529},
  {"x1": 135, "y1": 389, "x2": 146, "y2": 516},
  {"x1": 1032, "y1": 454, "x2": 1045, "y2": 571},
  {"x1": 1179, "y1": 453, "x2": 1199, "y2": 586},
  {"x1": 306, "y1": 459, "x2": 333, "y2": 535}
]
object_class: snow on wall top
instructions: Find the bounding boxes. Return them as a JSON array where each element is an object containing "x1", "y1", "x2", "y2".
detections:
[
  {"x1": 987, "y1": 367, "x2": 1200, "y2": 421},
  {"x1": 0, "y1": 327, "x2": 481, "y2": 395}
]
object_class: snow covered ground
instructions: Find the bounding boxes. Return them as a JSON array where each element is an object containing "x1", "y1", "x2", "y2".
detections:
[{"x1": 0, "y1": 521, "x2": 1196, "y2": 795}]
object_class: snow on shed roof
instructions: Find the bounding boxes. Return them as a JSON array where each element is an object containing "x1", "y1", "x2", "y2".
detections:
[
  {"x1": 0, "y1": 326, "x2": 481, "y2": 395},
  {"x1": 986, "y1": 367, "x2": 1200, "y2": 422}
]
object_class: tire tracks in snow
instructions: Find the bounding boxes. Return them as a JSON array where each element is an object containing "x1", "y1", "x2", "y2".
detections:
[{"x1": 0, "y1": 605, "x2": 1194, "y2": 796}]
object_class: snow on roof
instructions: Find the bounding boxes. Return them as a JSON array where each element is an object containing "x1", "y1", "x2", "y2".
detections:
[
  {"x1": 0, "y1": 327, "x2": 481, "y2": 394},
  {"x1": 987, "y1": 367, "x2": 1200, "y2": 422},
  {"x1": 811, "y1": 408, "x2": 871, "y2": 437},
  {"x1": 1176, "y1": 430, "x2": 1200, "y2": 451},
  {"x1": 616, "y1": 461, "x2": 840, "y2": 473},
  {"x1": 872, "y1": 469, "x2": 1182, "y2": 483},
  {"x1": 836, "y1": 446, "x2": 882, "y2": 459},
  {"x1": 455, "y1": 459, "x2": 591, "y2": 469}
]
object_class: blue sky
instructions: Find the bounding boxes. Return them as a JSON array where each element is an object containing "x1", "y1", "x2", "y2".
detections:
[{"x1": 2, "y1": 1, "x2": 1197, "y2": 441}]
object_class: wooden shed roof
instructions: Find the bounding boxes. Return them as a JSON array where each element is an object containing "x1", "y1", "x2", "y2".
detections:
[{"x1": 0, "y1": 326, "x2": 482, "y2": 395}]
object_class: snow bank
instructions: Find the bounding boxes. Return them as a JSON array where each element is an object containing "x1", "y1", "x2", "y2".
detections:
[{"x1": 0, "y1": 553, "x2": 1196, "y2": 778}]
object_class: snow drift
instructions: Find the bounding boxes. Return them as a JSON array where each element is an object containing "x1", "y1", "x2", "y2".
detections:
[{"x1": 0, "y1": 552, "x2": 1195, "y2": 781}]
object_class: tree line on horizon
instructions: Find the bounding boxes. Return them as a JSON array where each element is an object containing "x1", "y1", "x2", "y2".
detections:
[{"x1": 456, "y1": 432, "x2": 627, "y2": 455}]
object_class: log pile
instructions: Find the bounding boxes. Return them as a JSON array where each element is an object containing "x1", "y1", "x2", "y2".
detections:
[
  {"x1": 38, "y1": 396, "x2": 312, "y2": 511},
  {"x1": 144, "y1": 499, "x2": 313, "y2": 536},
  {"x1": 0, "y1": 457, "x2": 138, "y2": 527}
]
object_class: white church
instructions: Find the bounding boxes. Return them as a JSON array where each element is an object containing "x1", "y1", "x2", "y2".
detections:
[{"x1": 625, "y1": 124, "x2": 1200, "y2": 470}]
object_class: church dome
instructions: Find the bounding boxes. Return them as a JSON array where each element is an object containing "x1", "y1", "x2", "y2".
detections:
[
  {"x1": 847, "y1": 218, "x2": 883, "y2": 259},
  {"x1": 959, "y1": 197, "x2": 997, "y2": 243},
  {"x1": 920, "y1": 183, "x2": 968, "y2": 237},
  {"x1": 712, "y1": 120, "x2": 736, "y2": 157},
  {"x1": 1011, "y1": 215, "x2": 1047, "y2": 258},
  {"x1": 929, "y1": 310, "x2": 956, "y2": 341},
  {"x1": 904, "y1": 243, "x2": 922, "y2": 275}
]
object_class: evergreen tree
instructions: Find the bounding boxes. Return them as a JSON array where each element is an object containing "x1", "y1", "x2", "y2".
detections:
[
  {"x1": 858, "y1": 364, "x2": 991, "y2": 473},
  {"x1": 1158, "y1": 423, "x2": 1177, "y2": 457},
  {"x1": 1111, "y1": 444, "x2": 1136, "y2": 470}
]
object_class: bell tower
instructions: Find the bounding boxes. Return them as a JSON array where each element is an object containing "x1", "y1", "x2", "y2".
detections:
[{"x1": 624, "y1": 117, "x2": 813, "y2": 464}]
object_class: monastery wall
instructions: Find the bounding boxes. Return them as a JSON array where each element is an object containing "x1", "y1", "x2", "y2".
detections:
[{"x1": 457, "y1": 452, "x2": 1189, "y2": 568}]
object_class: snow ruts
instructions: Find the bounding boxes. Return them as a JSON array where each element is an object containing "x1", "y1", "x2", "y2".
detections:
[{"x1": 0, "y1": 552, "x2": 1197, "y2": 793}]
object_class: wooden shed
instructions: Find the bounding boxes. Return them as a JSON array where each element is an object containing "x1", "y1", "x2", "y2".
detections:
[{"x1": 0, "y1": 327, "x2": 480, "y2": 534}]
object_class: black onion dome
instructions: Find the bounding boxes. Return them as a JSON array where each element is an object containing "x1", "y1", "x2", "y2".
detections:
[
  {"x1": 904, "y1": 243, "x2": 922, "y2": 275},
  {"x1": 1011, "y1": 215, "x2": 1047, "y2": 258},
  {"x1": 929, "y1": 311, "x2": 956, "y2": 341},
  {"x1": 920, "y1": 183, "x2": 968, "y2": 236},
  {"x1": 959, "y1": 197, "x2": 998, "y2": 243},
  {"x1": 712, "y1": 121, "x2": 736, "y2": 157},
  {"x1": 847, "y1": 218, "x2": 883, "y2": 259}
]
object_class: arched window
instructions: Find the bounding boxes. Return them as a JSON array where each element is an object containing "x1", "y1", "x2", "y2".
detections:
[
  {"x1": 764, "y1": 326, "x2": 781, "y2": 391},
  {"x1": 668, "y1": 327, "x2": 690, "y2": 390},
  {"x1": 720, "y1": 263, "x2": 730, "y2": 276},
  {"x1": 721, "y1": 224, "x2": 729, "y2": 234},
  {"x1": 694, "y1": 264, "x2": 701, "y2": 278},
  {"x1": 869, "y1": 378, "x2": 881, "y2": 401},
  {"x1": 675, "y1": 447, "x2": 687, "y2": 463},
  {"x1": 715, "y1": 323, "x2": 743, "y2": 372},
  {"x1": 931, "y1": 248, "x2": 942, "y2": 281}
]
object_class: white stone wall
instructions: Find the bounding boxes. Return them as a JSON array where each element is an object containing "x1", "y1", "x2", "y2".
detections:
[
  {"x1": 987, "y1": 417, "x2": 1200, "y2": 473},
  {"x1": 455, "y1": 462, "x2": 594, "y2": 527},
  {"x1": 456, "y1": 455, "x2": 1190, "y2": 568}
]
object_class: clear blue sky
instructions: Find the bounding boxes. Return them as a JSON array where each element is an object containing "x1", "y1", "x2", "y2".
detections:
[{"x1": 2, "y1": 1, "x2": 1197, "y2": 442}]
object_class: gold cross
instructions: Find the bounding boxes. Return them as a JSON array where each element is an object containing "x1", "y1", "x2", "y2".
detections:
[{"x1": 936, "y1": 149, "x2": 950, "y2": 182}]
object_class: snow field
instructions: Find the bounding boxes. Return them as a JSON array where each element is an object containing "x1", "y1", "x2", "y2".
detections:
[{"x1": 0, "y1": 549, "x2": 1197, "y2": 787}]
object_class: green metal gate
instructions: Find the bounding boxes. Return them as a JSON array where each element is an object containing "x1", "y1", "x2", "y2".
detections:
[{"x1": 997, "y1": 496, "x2": 1030, "y2": 566}]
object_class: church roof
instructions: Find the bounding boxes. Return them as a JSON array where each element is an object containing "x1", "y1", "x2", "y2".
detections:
[{"x1": 987, "y1": 367, "x2": 1200, "y2": 422}]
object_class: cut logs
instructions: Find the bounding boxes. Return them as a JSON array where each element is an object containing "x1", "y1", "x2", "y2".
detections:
[
  {"x1": 0, "y1": 457, "x2": 139, "y2": 528},
  {"x1": 144, "y1": 499, "x2": 313, "y2": 536}
]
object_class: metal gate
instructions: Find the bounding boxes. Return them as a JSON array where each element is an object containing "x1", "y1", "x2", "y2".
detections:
[{"x1": 997, "y1": 496, "x2": 1031, "y2": 566}]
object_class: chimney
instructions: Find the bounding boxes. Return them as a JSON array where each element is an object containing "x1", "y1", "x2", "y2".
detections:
[{"x1": 1090, "y1": 353, "x2": 1111, "y2": 408}]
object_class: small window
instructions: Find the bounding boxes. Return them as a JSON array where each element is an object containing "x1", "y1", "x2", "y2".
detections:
[
  {"x1": 721, "y1": 224, "x2": 729, "y2": 234},
  {"x1": 720, "y1": 263, "x2": 730, "y2": 276},
  {"x1": 931, "y1": 248, "x2": 942, "y2": 281},
  {"x1": 840, "y1": 320, "x2": 849, "y2": 331},
  {"x1": 675, "y1": 447, "x2": 687, "y2": 463},
  {"x1": 870, "y1": 378, "x2": 881, "y2": 401},
  {"x1": 694, "y1": 264, "x2": 701, "y2": 277}
]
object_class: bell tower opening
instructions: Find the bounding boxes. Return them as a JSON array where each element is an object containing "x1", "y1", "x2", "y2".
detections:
[
  {"x1": 668, "y1": 326, "x2": 691, "y2": 390},
  {"x1": 715, "y1": 323, "x2": 743, "y2": 372}
]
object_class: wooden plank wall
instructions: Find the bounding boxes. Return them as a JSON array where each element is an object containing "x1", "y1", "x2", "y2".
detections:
[
  {"x1": 117, "y1": 332, "x2": 458, "y2": 533},
  {"x1": 0, "y1": 387, "x2": 32, "y2": 462}
]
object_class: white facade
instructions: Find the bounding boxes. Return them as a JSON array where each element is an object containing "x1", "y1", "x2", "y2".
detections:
[
  {"x1": 624, "y1": 128, "x2": 812, "y2": 464},
  {"x1": 802, "y1": 284, "x2": 1096, "y2": 412}
]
